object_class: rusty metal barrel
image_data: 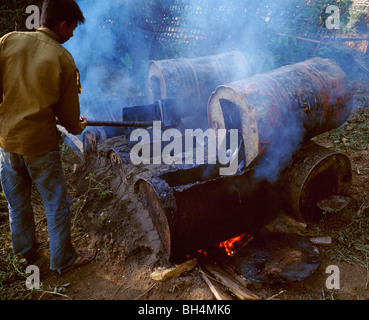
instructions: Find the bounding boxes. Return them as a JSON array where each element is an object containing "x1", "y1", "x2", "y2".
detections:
[
  {"x1": 135, "y1": 141, "x2": 352, "y2": 262},
  {"x1": 208, "y1": 57, "x2": 352, "y2": 167},
  {"x1": 136, "y1": 165, "x2": 281, "y2": 262},
  {"x1": 281, "y1": 142, "x2": 352, "y2": 222},
  {"x1": 146, "y1": 51, "x2": 251, "y2": 129}
]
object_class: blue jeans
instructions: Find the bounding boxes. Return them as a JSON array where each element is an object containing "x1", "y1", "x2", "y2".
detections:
[{"x1": 0, "y1": 148, "x2": 76, "y2": 272}]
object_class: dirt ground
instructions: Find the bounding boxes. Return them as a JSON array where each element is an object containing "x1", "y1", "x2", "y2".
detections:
[{"x1": 31, "y1": 80, "x2": 369, "y2": 302}]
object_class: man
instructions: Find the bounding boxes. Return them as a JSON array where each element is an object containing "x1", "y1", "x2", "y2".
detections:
[{"x1": 0, "y1": 0, "x2": 95, "y2": 274}]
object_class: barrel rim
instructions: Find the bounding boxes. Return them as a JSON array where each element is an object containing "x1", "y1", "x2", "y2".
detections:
[
  {"x1": 146, "y1": 60, "x2": 168, "y2": 104},
  {"x1": 136, "y1": 178, "x2": 172, "y2": 258},
  {"x1": 294, "y1": 151, "x2": 352, "y2": 222},
  {"x1": 208, "y1": 84, "x2": 259, "y2": 167}
]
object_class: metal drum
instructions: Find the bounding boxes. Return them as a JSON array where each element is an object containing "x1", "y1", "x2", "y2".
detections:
[
  {"x1": 136, "y1": 165, "x2": 283, "y2": 262},
  {"x1": 146, "y1": 51, "x2": 251, "y2": 129},
  {"x1": 208, "y1": 57, "x2": 352, "y2": 167},
  {"x1": 281, "y1": 142, "x2": 352, "y2": 222}
]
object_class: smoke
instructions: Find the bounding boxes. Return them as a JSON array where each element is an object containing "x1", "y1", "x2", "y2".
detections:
[
  {"x1": 254, "y1": 112, "x2": 305, "y2": 184},
  {"x1": 65, "y1": 0, "x2": 296, "y2": 121},
  {"x1": 65, "y1": 0, "x2": 151, "y2": 120},
  {"x1": 64, "y1": 0, "x2": 352, "y2": 181}
]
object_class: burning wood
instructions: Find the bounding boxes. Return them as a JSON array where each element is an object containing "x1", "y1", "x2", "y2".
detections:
[
  {"x1": 218, "y1": 233, "x2": 253, "y2": 257},
  {"x1": 219, "y1": 233, "x2": 246, "y2": 257}
]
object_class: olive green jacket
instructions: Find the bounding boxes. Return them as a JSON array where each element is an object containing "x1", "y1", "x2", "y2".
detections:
[{"x1": 0, "y1": 27, "x2": 83, "y2": 156}]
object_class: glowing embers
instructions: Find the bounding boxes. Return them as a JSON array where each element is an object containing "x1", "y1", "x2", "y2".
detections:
[{"x1": 218, "y1": 233, "x2": 253, "y2": 257}]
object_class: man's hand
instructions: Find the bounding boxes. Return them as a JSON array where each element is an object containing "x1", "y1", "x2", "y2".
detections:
[{"x1": 79, "y1": 116, "x2": 88, "y2": 133}]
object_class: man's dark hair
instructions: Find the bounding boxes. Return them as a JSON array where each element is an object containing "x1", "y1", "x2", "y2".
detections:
[{"x1": 41, "y1": 0, "x2": 85, "y2": 29}]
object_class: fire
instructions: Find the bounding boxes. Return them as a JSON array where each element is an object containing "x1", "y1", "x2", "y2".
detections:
[
  {"x1": 219, "y1": 233, "x2": 250, "y2": 257},
  {"x1": 197, "y1": 250, "x2": 207, "y2": 258}
]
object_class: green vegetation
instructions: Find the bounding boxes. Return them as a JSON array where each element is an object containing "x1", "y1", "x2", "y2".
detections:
[
  {"x1": 0, "y1": 0, "x2": 42, "y2": 37},
  {"x1": 326, "y1": 108, "x2": 369, "y2": 154},
  {"x1": 85, "y1": 172, "x2": 113, "y2": 200},
  {"x1": 345, "y1": 4, "x2": 369, "y2": 33},
  {"x1": 311, "y1": 106, "x2": 369, "y2": 299}
]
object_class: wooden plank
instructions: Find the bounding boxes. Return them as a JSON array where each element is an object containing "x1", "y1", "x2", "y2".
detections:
[
  {"x1": 199, "y1": 268, "x2": 232, "y2": 301},
  {"x1": 219, "y1": 263, "x2": 251, "y2": 288},
  {"x1": 151, "y1": 258, "x2": 198, "y2": 281},
  {"x1": 200, "y1": 259, "x2": 260, "y2": 300}
]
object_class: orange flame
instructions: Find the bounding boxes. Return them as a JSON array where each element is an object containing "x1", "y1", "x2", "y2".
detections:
[
  {"x1": 198, "y1": 250, "x2": 207, "y2": 258},
  {"x1": 219, "y1": 233, "x2": 247, "y2": 257}
]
